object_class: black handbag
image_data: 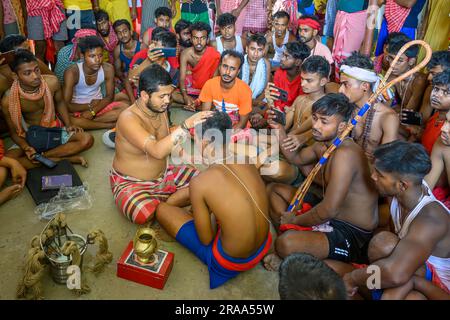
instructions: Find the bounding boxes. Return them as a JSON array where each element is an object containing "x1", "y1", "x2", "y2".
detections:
[{"x1": 25, "y1": 125, "x2": 64, "y2": 153}]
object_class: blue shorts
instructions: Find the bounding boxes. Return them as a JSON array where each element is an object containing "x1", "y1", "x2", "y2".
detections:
[
  {"x1": 176, "y1": 220, "x2": 268, "y2": 289},
  {"x1": 371, "y1": 264, "x2": 433, "y2": 300}
]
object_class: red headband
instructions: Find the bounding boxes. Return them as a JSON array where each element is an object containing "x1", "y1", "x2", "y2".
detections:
[{"x1": 297, "y1": 18, "x2": 321, "y2": 31}]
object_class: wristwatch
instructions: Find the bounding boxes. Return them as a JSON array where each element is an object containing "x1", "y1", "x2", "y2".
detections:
[{"x1": 88, "y1": 103, "x2": 96, "y2": 118}]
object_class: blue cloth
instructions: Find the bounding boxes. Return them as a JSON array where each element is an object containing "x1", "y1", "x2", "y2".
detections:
[
  {"x1": 323, "y1": 0, "x2": 338, "y2": 37},
  {"x1": 120, "y1": 41, "x2": 141, "y2": 73},
  {"x1": 403, "y1": 0, "x2": 426, "y2": 28},
  {"x1": 375, "y1": 18, "x2": 416, "y2": 56},
  {"x1": 270, "y1": 59, "x2": 281, "y2": 68},
  {"x1": 176, "y1": 220, "x2": 267, "y2": 289},
  {"x1": 298, "y1": 0, "x2": 315, "y2": 15},
  {"x1": 371, "y1": 263, "x2": 433, "y2": 300}
]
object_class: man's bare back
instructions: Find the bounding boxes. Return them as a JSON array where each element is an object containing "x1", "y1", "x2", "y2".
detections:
[
  {"x1": 193, "y1": 163, "x2": 270, "y2": 258},
  {"x1": 113, "y1": 104, "x2": 169, "y2": 181}
]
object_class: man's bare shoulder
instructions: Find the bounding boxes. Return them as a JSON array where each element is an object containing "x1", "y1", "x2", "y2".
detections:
[
  {"x1": 43, "y1": 75, "x2": 60, "y2": 92},
  {"x1": 334, "y1": 139, "x2": 365, "y2": 164},
  {"x1": 189, "y1": 166, "x2": 223, "y2": 192},
  {"x1": 433, "y1": 137, "x2": 450, "y2": 158},
  {"x1": 117, "y1": 107, "x2": 141, "y2": 127},
  {"x1": 181, "y1": 47, "x2": 194, "y2": 60},
  {"x1": 413, "y1": 201, "x2": 449, "y2": 235},
  {"x1": 374, "y1": 102, "x2": 397, "y2": 117},
  {"x1": 64, "y1": 63, "x2": 79, "y2": 77},
  {"x1": 292, "y1": 95, "x2": 309, "y2": 108},
  {"x1": 102, "y1": 62, "x2": 114, "y2": 72}
]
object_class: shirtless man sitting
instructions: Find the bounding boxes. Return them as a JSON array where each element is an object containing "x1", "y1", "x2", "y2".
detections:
[
  {"x1": 264, "y1": 93, "x2": 379, "y2": 271},
  {"x1": 343, "y1": 141, "x2": 450, "y2": 299},
  {"x1": 177, "y1": 22, "x2": 220, "y2": 111},
  {"x1": 63, "y1": 36, "x2": 127, "y2": 130},
  {"x1": 156, "y1": 111, "x2": 272, "y2": 289},
  {"x1": 0, "y1": 34, "x2": 54, "y2": 122},
  {"x1": 1, "y1": 50, "x2": 93, "y2": 169},
  {"x1": 339, "y1": 52, "x2": 399, "y2": 161},
  {"x1": 110, "y1": 64, "x2": 212, "y2": 225}
]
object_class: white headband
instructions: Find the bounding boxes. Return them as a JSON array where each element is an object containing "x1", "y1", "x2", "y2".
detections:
[{"x1": 340, "y1": 65, "x2": 379, "y2": 83}]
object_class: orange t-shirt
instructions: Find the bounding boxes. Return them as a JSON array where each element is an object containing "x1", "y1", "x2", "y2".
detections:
[{"x1": 199, "y1": 76, "x2": 252, "y2": 124}]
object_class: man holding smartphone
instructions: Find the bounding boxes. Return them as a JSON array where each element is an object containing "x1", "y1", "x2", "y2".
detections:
[
  {"x1": 270, "y1": 42, "x2": 311, "y2": 113},
  {"x1": 128, "y1": 30, "x2": 180, "y2": 87}
]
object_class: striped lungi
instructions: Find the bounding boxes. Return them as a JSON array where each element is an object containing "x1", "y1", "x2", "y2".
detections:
[
  {"x1": 242, "y1": 0, "x2": 268, "y2": 33},
  {"x1": 110, "y1": 165, "x2": 199, "y2": 224}
]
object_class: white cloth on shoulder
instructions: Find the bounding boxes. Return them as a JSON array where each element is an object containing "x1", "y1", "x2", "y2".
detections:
[{"x1": 241, "y1": 55, "x2": 267, "y2": 99}]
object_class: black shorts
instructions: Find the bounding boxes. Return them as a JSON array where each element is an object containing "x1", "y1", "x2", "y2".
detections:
[{"x1": 325, "y1": 219, "x2": 373, "y2": 264}]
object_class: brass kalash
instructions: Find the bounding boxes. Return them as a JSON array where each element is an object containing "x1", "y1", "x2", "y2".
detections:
[
  {"x1": 16, "y1": 213, "x2": 112, "y2": 300},
  {"x1": 133, "y1": 227, "x2": 158, "y2": 264},
  {"x1": 116, "y1": 226, "x2": 174, "y2": 289}
]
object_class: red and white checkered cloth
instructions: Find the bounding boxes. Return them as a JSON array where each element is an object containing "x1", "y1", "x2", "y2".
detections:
[
  {"x1": 385, "y1": 0, "x2": 411, "y2": 33},
  {"x1": 26, "y1": 0, "x2": 66, "y2": 39},
  {"x1": 243, "y1": 0, "x2": 268, "y2": 33}
]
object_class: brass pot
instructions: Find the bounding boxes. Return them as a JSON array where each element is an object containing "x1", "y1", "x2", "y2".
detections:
[{"x1": 133, "y1": 227, "x2": 158, "y2": 264}]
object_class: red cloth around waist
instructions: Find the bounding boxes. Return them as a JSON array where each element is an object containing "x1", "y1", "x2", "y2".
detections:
[{"x1": 212, "y1": 231, "x2": 272, "y2": 272}]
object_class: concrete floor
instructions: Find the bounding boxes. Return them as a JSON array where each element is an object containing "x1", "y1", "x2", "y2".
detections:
[{"x1": 0, "y1": 109, "x2": 280, "y2": 300}]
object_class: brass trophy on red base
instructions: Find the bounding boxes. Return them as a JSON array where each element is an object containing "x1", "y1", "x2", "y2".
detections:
[
  {"x1": 133, "y1": 227, "x2": 158, "y2": 263},
  {"x1": 117, "y1": 227, "x2": 174, "y2": 289}
]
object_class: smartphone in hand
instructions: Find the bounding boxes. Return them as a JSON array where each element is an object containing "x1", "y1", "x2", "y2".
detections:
[
  {"x1": 152, "y1": 47, "x2": 177, "y2": 57},
  {"x1": 269, "y1": 84, "x2": 288, "y2": 102}
]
